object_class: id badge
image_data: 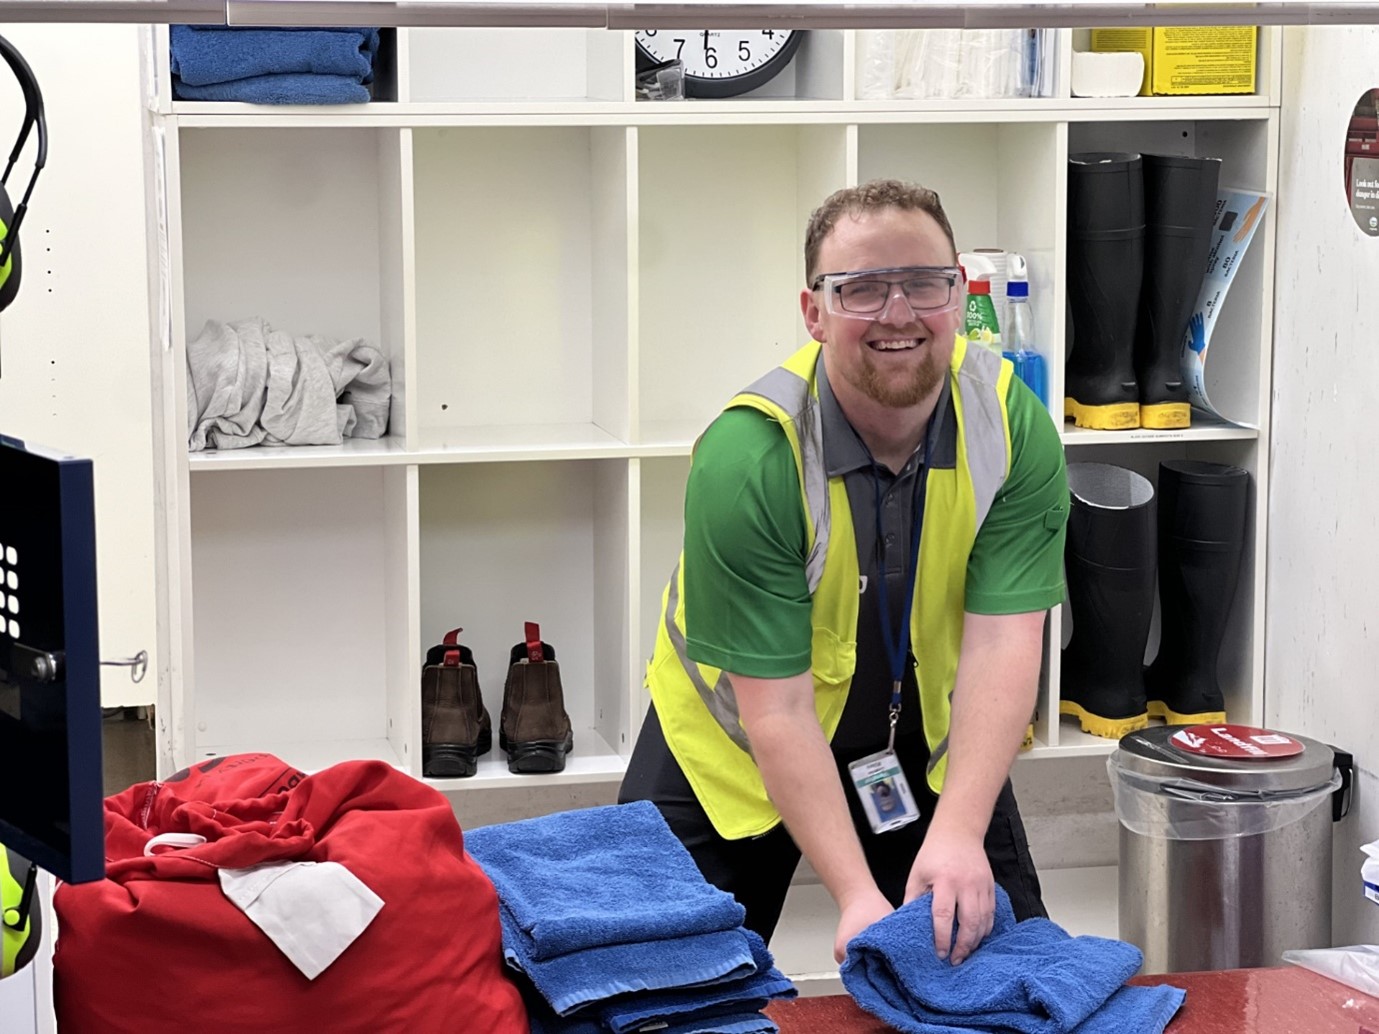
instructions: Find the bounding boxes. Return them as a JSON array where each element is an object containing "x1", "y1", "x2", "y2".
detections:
[{"x1": 848, "y1": 749, "x2": 920, "y2": 833}]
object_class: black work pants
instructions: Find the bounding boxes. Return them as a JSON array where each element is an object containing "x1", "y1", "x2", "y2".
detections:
[{"x1": 618, "y1": 704, "x2": 1046, "y2": 942}]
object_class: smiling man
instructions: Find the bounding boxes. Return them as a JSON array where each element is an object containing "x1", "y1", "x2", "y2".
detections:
[{"x1": 620, "y1": 180, "x2": 1069, "y2": 968}]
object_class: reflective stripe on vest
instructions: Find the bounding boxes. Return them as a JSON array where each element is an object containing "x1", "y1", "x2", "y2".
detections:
[
  {"x1": 648, "y1": 337, "x2": 1012, "y2": 839},
  {"x1": 732, "y1": 360, "x2": 830, "y2": 593},
  {"x1": 662, "y1": 556, "x2": 753, "y2": 755}
]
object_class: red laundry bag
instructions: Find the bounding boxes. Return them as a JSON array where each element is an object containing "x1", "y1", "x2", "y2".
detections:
[{"x1": 53, "y1": 753, "x2": 528, "y2": 1033}]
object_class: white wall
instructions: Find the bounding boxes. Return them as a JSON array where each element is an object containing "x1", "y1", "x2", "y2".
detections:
[
  {"x1": 1270, "y1": 25, "x2": 1379, "y2": 947},
  {"x1": 0, "y1": 24, "x2": 157, "y2": 709},
  {"x1": 0, "y1": 971, "x2": 35, "y2": 1034}
]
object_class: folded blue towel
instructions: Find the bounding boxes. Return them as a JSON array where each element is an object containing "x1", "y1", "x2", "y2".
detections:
[
  {"x1": 599, "y1": 929, "x2": 795, "y2": 1034},
  {"x1": 172, "y1": 73, "x2": 371, "y2": 105},
  {"x1": 658, "y1": 1014, "x2": 777, "y2": 1034},
  {"x1": 527, "y1": 990, "x2": 777, "y2": 1034},
  {"x1": 170, "y1": 26, "x2": 379, "y2": 86},
  {"x1": 465, "y1": 801, "x2": 747, "y2": 959},
  {"x1": 528, "y1": 1006, "x2": 778, "y2": 1034},
  {"x1": 497, "y1": 897, "x2": 757, "y2": 1015},
  {"x1": 841, "y1": 888, "x2": 1185, "y2": 1034}
]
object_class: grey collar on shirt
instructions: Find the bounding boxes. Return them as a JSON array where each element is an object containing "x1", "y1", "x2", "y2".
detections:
[{"x1": 815, "y1": 353, "x2": 959, "y2": 478}]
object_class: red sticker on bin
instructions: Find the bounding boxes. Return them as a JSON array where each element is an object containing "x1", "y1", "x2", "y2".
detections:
[{"x1": 1170, "y1": 724, "x2": 1304, "y2": 759}]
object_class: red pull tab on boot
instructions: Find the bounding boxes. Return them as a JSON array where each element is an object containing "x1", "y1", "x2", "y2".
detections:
[
  {"x1": 524, "y1": 622, "x2": 544, "y2": 664},
  {"x1": 442, "y1": 628, "x2": 463, "y2": 667}
]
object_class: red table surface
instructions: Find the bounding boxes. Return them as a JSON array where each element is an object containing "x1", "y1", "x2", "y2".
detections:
[{"x1": 764, "y1": 965, "x2": 1379, "y2": 1033}]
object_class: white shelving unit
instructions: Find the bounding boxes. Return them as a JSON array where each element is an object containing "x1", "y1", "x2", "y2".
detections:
[{"x1": 145, "y1": 26, "x2": 1282, "y2": 793}]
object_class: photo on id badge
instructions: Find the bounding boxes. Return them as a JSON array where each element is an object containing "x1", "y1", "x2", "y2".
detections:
[{"x1": 849, "y1": 750, "x2": 920, "y2": 833}]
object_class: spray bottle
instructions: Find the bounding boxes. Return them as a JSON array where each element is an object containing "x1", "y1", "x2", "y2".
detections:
[
  {"x1": 963, "y1": 277, "x2": 1002, "y2": 352},
  {"x1": 1002, "y1": 277, "x2": 1048, "y2": 406}
]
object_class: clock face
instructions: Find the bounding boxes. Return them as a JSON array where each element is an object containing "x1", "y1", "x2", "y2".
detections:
[{"x1": 634, "y1": 29, "x2": 801, "y2": 98}]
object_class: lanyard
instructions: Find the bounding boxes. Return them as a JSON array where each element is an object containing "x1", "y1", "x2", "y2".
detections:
[{"x1": 869, "y1": 414, "x2": 935, "y2": 754}]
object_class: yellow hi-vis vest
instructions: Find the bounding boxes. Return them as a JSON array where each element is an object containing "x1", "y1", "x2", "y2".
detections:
[{"x1": 646, "y1": 337, "x2": 1015, "y2": 840}]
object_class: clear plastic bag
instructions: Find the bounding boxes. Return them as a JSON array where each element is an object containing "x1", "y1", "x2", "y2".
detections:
[
  {"x1": 1282, "y1": 944, "x2": 1379, "y2": 998},
  {"x1": 1108, "y1": 752, "x2": 1341, "y2": 841},
  {"x1": 858, "y1": 29, "x2": 1055, "y2": 100}
]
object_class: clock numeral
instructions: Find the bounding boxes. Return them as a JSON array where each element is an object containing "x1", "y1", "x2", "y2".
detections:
[
  {"x1": 701, "y1": 29, "x2": 718, "y2": 69},
  {"x1": 739, "y1": 40, "x2": 751, "y2": 61},
  {"x1": 673, "y1": 37, "x2": 686, "y2": 59},
  {"x1": 644, "y1": 29, "x2": 657, "y2": 36},
  {"x1": 763, "y1": 29, "x2": 777, "y2": 39}
]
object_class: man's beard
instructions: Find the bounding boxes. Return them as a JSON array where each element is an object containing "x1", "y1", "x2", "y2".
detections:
[{"x1": 849, "y1": 346, "x2": 946, "y2": 408}]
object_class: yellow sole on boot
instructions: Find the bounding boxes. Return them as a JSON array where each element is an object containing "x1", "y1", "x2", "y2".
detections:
[
  {"x1": 1064, "y1": 397, "x2": 1140, "y2": 430},
  {"x1": 1140, "y1": 402, "x2": 1191, "y2": 430},
  {"x1": 1059, "y1": 700, "x2": 1149, "y2": 739},
  {"x1": 1147, "y1": 700, "x2": 1227, "y2": 726},
  {"x1": 1020, "y1": 723, "x2": 1035, "y2": 752}
]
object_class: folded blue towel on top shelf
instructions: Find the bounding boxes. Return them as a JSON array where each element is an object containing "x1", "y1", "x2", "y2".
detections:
[
  {"x1": 170, "y1": 26, "x2": 379, "y2": 86},
  {"x1": 841, "y1": 888, "x2": 1185, "y2": 1034},
  {"x1": 172, "y1": 73, "x2": 370, "y2": 105}
]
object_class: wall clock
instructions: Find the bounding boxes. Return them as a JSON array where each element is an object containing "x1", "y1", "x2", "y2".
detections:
[{"x1": 634, "y1": 29, "x2": 803, "y2": 99}]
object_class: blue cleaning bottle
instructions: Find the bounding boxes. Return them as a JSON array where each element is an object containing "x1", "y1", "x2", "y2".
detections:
[{"x1": 1002, "y1": 279, "x2": 1047, "y2": 406}]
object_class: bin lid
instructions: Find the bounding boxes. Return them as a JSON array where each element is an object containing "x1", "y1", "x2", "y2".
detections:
[{"x1": 1115, "y1": 725, "x2": 1335, "y2": 794}]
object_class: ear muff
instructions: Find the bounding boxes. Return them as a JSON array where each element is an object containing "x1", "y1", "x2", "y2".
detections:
[
  {"x1": 1, "y1": 846, "x2": 40, "y2": 979},
  {"x1": 0, "y1": 34, "x2": 45, "y2": 315},
  {"x1": 0, "y1": 186, "x2": 21, "y2": 312}
]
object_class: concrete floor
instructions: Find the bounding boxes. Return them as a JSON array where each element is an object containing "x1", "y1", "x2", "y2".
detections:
[{"x1": 101, "y1": 708, "x2": 156, "y2": 796}]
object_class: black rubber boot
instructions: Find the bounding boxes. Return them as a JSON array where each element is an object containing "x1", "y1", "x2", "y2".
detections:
[
  {"x1": 1136, "y1": 155, "x2": 1222, "y2": 430},
  {"x1": 1145, "y1": 460, "x2": 1249, "y2": 724},
  {"x1": 1066, "y1": 153, "x2": 1145, "y2": 431},
  {"x1": 1060, "y1": 463, "x2": 1156, "y2": 738}
]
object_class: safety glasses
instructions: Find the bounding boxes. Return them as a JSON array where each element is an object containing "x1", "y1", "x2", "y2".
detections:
[{"x1": 810, "y1": 265, "x2": 964, "y2": 320}]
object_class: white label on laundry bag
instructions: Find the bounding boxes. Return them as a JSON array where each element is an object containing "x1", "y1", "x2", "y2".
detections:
[{"x1": 218, "y1": 860, "x2": 384, "y2": 980}]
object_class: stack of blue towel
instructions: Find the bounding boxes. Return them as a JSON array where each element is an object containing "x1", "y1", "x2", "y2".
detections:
[
  {"x1": 841, "y1": 886, "x2": 1186, "y2": 1034},
  {"x1": 464, "y1": 801, "x2": 797, "y2": 1034},
  {"x1": 170, "y1": 26, "x2": 380, "y2": 104}
]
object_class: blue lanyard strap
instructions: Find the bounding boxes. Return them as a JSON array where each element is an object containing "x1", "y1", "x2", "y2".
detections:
[{"x1": 870, "y1": 414, "x2": 936, "y2": 753}]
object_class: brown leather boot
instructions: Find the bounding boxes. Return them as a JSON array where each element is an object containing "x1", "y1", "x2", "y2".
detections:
[
  {"x1": 421, "y1": 629, "x2": 492, "y2": 778},
  {"x1": 499, "y1": 623, "x2": 573, "y2": 774}
]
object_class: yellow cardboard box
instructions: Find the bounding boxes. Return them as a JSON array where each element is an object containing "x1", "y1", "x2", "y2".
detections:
[{"x1": 1090, "y1": 27, "x2": 1256, "y2": 96}]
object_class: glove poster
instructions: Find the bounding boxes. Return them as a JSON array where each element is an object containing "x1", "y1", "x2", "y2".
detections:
[{"x1": 1181, "y1": 187, "x2": 1271, "y2": 422}]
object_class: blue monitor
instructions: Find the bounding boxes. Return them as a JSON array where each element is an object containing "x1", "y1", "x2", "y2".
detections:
[{"x1": 0, "y1": 433, "x2": 104, "y2": 884}]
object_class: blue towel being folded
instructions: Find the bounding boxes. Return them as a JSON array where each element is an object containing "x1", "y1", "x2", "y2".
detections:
[
  {"x1": 599, "y1": 929, "x2": 795, "y2": 1034},
  {"x1": 465, "y1": 802, "x2": 747, "y2": 959},
  {"x1": 170, "y1": 26, "x2": 379, "y2": 86},
  {"x1": 841, "y1": 888, "x2": 1185, "y2": 1034},
  {"x1": 172, "y1": 73, "x2": 371, "y2": 105}
]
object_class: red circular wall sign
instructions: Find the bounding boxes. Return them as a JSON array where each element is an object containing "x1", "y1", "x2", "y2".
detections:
[{"x1": 1169, "y1": 724, "x2": 1305, "y2": 760}]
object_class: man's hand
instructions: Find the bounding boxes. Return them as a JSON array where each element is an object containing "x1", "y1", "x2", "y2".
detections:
[
  {"x1": 834, "y1": 887, "x2": 894, "y2": 963},
  {"x1": 904, "y1": 831, "x2": 995, "y2": 965}
]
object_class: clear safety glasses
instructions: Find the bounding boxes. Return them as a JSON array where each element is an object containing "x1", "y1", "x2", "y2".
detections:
[{"x1": 810, "y1": 266, "x2": 964, "y2": 320}]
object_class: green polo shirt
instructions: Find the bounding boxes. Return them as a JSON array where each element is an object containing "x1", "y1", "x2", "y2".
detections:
[{"x1": 681, "y1": 362, "x2": 1068, "y2": 680}]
